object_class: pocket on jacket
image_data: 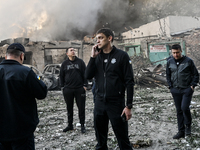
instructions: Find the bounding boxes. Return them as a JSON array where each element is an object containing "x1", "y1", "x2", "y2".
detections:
[
  {"x1": 170, "y1": 87, "x2": 174, "y2": 93},
  {"x1": 184, "y1": 87, "x2": 194, "y2": 96}
]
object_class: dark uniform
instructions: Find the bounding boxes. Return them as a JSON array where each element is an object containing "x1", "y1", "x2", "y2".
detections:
[
  {"x1": 166, "y1": 55, "x2": 199, "y2": 136},
  {"x1": 85, "y1": 46, "x2": 134, "y2": 150},
  {"x1": 0, "y1": 60, "x2": 47, "y2": 150},
  {"x1": 60, "y1": 57, "x2": 87, "y2": 128}
]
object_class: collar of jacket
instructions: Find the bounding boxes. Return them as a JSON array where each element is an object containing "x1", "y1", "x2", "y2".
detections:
[
  {"x1": 0, "y1": 59, "x2": 21, "y2": 65},
  {"x1": 173, "y1": 55, "x2": 186, "y2": 61},
  {"x1": 67, "y1": 56, "x2": 77, "y2": 62},
  {"x1": 100, "y1": 45, "x2": 117, "y2": 55}
]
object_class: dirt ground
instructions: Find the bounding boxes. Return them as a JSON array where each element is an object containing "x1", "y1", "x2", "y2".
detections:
[{"x1": 34, "y1": 85, "x2": 200, "y2": 150}]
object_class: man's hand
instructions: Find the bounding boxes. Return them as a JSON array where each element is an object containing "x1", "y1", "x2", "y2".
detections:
[
  {"x1": 191, "y1": 86, "x2": 194, "y2": 91},
  {"x1": 83, "y1": 86, "x2": 87, "y2": 91},
  {"x1": 91, "y1": 45, "x2": 101, "y2": 58},
  {"x1": 121, "y1": 107, "x2": 132, "y2": 121}
]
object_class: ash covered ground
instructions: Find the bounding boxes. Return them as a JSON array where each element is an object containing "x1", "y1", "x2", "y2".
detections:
[{"x1": 35, "y1": 86, "x2": 200, "y2": 150}]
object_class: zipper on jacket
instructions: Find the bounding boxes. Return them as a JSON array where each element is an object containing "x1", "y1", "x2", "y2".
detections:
[
  {"x1": 176, "y1": 65, "x2": 179, "y2": 88},
  {"x1": 102, "y1": 48, "x2": 114, "y2": 102},
  {"x1": 103, "y1": 72, "x2": 106, "y2": 101}
]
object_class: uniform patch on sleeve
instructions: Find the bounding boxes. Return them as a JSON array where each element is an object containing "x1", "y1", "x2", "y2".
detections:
[
  {"x1": 129, "y1": 60, "x2": 132, "y2": 64},
  {"x1": 37, "y1": 75, "x2": 40, "y2": 80}
]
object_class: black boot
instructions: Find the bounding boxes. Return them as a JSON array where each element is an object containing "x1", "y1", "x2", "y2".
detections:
[
  {"x1": 185, "y1": 124, "x2": 191, "y2": 135},
  {"x1": 173, "y1": 132, "x2": 185, "y2": 139},
  {"x1": 63, "y1": 125, "x2": 73, "y2": 132},
  {"x1": 81, "y1": 124, "x2": 86, "y2": 133}
]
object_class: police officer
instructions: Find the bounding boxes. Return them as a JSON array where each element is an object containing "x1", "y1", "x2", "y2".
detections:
[
  {"x1": 85, "y1": 28, "x2": 134, "y2": 150},
  {"x1": 166, "y1": 44, "x2": 199, "y2": 139},
  {"x1": 0, "y1": 43, "x2": 47, "y2": 149},
  {"x1": 60, "y1": 47, "x2": 87, "y2": 133}
]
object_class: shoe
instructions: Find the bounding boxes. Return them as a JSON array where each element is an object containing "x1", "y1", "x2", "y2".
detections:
[
  {"x1": 185, "y1": 124, "x2": 191, "y2": 135},
  {"x1": 63, "y1": 126, "x2": 73, "y2": 132},
  {"x1": 173, "y1": 132, "x2": 185, "y2": 139},
  {"x1": 81, "y1": 126, "x2": 86, "y2": 133}
]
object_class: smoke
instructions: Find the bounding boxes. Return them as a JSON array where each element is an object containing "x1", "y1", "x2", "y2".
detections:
[
  {"x1": 0, "y1": 0, "x2": 130, "y2": 41},
  {"x1": 1, "y1": 0, "x2": 200, "y2": 41},
  {"x1": 127, "y1": 0, "x2": 200, "y2": 29}
]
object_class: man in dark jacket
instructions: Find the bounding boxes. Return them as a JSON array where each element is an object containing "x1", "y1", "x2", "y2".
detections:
[
  {"x1": 85, "y1": 28, "x2": 134, "y2": 150},
  {"x1": 166, "y1": 44, "x2": 199, "y2": 139},
  {"x1": 60, "y1": 47, "x2": 87, "y2": 133},
  {"x1": 0, "y1": 43, "x2": 47, "y2": 150}
]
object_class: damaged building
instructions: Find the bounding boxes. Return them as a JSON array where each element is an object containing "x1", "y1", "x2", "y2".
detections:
[
  {"x1": 0, "y1": 38, "x2": 85, "y2": 90},
  {"x1": 120, "y1": 15, "x2": 200, "y2": 67},
  {"x1": 0, "y1": 38, "x2": 84, "y2": 71},
  {"x1": 1, "y1": 15, "x2": 200, "y2": 88},
  {"x1": 116, "y1": 15, "x2": 200, "y2": 86},
  {"x1": 82, "y1": 16, "x2": 200, "y2": 87}
]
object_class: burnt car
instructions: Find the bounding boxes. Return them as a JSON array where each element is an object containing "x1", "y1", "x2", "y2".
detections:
[
  {"x1": 42, "y1": 64, "x2": 93, "y2": 91},
  {"x1": 23, "y1": 64, "x2": 43, "y2": 79},
  {"x1": 42, "y1": 64, "x2": 61, "y2": 90}
]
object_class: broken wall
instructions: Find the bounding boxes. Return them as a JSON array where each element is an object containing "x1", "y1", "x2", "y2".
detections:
[
  {"x1": 82, "y1": 44, "x2": 93, "y2": 65},
  {"x1": 25, "y1": 45, "x2": 45, "y2": 71},
  {"x1": 44, "y1": 49, "x2": 66, "y2": 65},
  {"x1": 0, "y1": 37, "x2": 123, "y2": 71},
  {"x1": 0, "y1": 45, "x2": 8, "y2": 62},
  {"x1": 182, "y1": 30, "x2": 200, "y2": 68}
]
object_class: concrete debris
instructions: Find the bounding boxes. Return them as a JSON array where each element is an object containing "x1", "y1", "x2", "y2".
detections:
[
  {"x1": 33, "y1": 86, "x2": 200, "y2": 149},
  {"x1": 130, "y1": 56, "x2": 167, "y2": 88},
  {"x1": 132, "y1": 138, "x2": 152, "y2": 148}
]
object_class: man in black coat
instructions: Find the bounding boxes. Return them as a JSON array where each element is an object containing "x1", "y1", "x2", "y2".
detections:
[
  {"x1": 166, "y1": 44, "x2": 199, "y2": 139},
  {"x1": 0, "y1": 43, "x2": 47, "y2": 150},
  {"x1": 85, "y1": 28, "x2": 134, "y2": 150},
  {"x1": 60, "y1": 47, "x2": 87, "y2": 133}
]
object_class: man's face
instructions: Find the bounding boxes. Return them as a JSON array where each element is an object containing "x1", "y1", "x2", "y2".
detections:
[
  {"x1": 96, "y1": 33, "x2": 112, "y2": 49},
  {"x1": 172, "y1": 49, "x2": 182, "y2": 60},
  {"x1": 67, "y1": 48, "x2": 76, "y2": 57}
]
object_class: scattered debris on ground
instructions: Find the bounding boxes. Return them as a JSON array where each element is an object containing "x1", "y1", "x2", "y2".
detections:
[
  {"x1": 130, "y1": 55, "x2": 167, "y2": 88},
  {"x1": 35, "y1": 86, "x2": 200, "y2": 149}
]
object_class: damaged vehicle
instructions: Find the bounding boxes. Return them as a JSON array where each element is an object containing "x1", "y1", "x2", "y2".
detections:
[
  {"x1": 23, "y1": 64, "x2": 43, "y2": 79},
  {"x1": 24, "y1": 63, "x2": 95, "y2": 91},
  {"x1": 24, "y1": 64, "x2": 61, "y2": 90},
  {"x1": 42, "y1": 64, "x2": 61, "y2": 90}
]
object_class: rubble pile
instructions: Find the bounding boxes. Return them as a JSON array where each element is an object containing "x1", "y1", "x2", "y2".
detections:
[
  {"x1": 34, "y1": 87, "x2": 200, "y2": 149},
  {"x1": 130, "y1": 55, "x2": 167, "y2": 88}
]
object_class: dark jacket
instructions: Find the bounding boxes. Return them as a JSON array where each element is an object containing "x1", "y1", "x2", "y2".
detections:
[
  {"x1": 85, "y1": 46, "x2": 134, "y2": 107},
  {"x1": 166, "y1": 56, "x2": 199, "y2": 89},
  {"x1": 60, "y1": 57, "x2": 87, "y2": 89},
  {"x1": 0, "y1": 60, "x2": 47, "y2": 141}
]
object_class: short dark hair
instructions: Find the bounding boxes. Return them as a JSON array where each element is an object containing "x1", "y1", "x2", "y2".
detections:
[
  {"x1": 6, "y1": 49, "x2": 23, "y2": 57},
  {"x1": 66, "y1": 47, "x2": 72, "y2": 53},
  {"x1": 172, "y1": 44, "x2": 182, "y2": 51},
  {"x1": 96, "y1": 28, "x2": 114, "y2": 42}
]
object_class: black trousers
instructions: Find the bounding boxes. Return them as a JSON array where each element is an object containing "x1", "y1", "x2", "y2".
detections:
[
  {"x1": 92, "y1": 81, "x2": 96, "y2": 103},
  {"x1": 0, "y1": 134, "x2": 35, "y2": 150},
  {"x1": 63, "y1": 87, "x2": 86, "y2": 125},
  {"x1": 170, "y1": 87, "x2": 194, "y2": 132},
  {"x1": 94, "y1": 100, "x2": 132, "y2": 150}
]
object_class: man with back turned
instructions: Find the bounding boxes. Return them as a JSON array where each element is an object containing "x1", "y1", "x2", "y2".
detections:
[{"x1": 0, "y1": 43, "x2": 47, "y2": 150}]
